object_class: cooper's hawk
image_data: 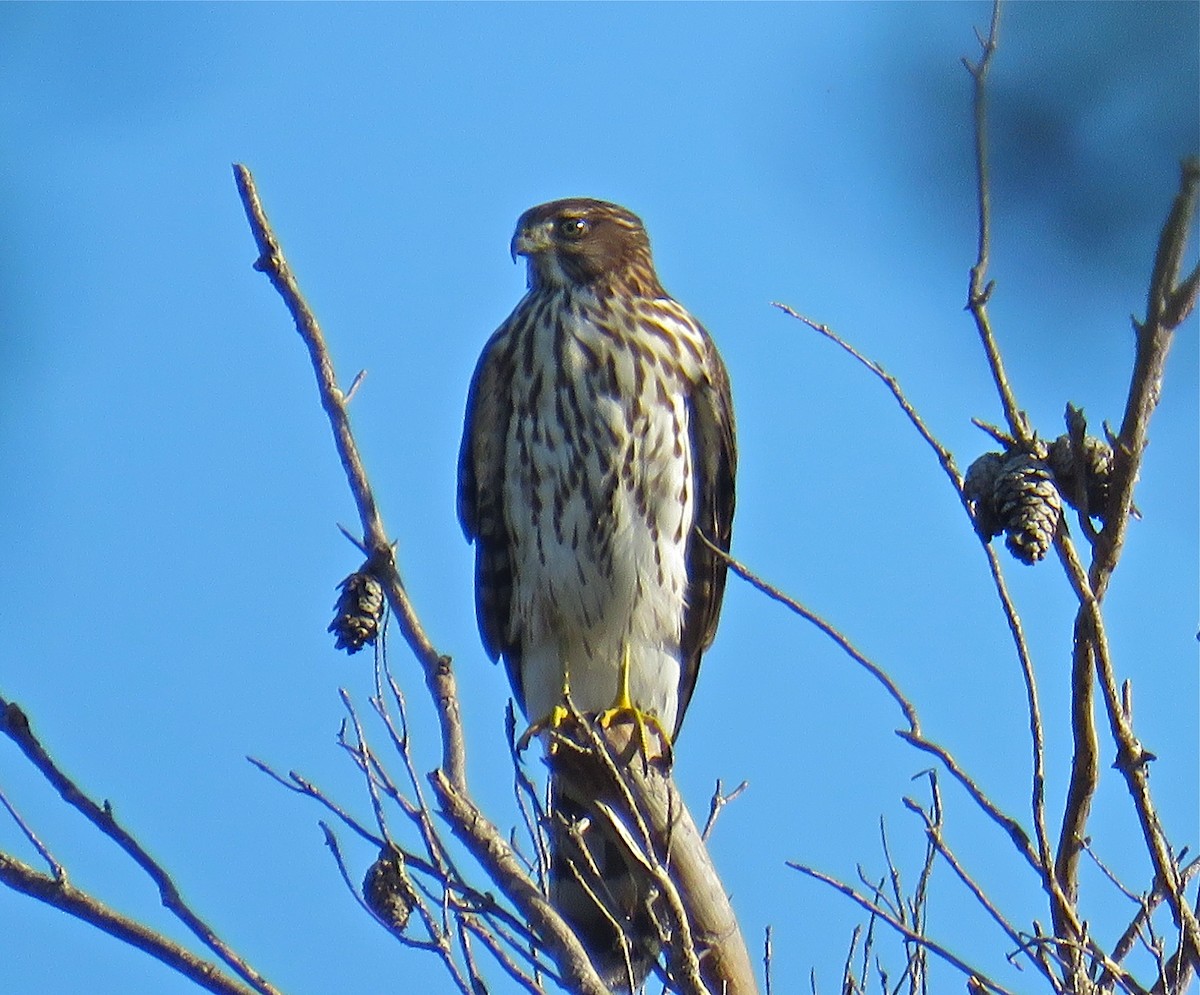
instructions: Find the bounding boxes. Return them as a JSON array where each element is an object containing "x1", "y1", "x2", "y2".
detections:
[{"x1": 458, "y1": 198, "x2": 736, "y2": 987}]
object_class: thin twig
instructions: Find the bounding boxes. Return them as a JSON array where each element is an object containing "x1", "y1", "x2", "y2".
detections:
[
  {"x1": 430, "y1": 770, "x2": 612, "y2": 995},
  {"x1": 247, "y1": 756, "x2": 385, "y2": 850},
  {"x1": 961, "y1": 0, "x2": 1028, "y2": 442},
  {"x1": 0, "y1": 697, "x2": 280, "y2": 995},
  {"x1": 704, "y1": 540, "x2": 1047, "y2": 884},
  {"x1": 1110, "y1": 860, "x2": 1200, "y2": 971},
  {"x1": 0, "y1": 851, "x2": 261, "y2": 995},
  {"x1": 771, "y1": 303, "x2": 964, "y2": 490},
  {"x1": 462, "y1": 915, "x2": 549, "y2": 995},
  {"x1": 768, "y1": 308, "x2": 1058, "y2": 922},
  {"x1": 901, "y1": 796, "x2": 1059, "y2": 988},
  {"x1": 232, "y1": 162, "x2": 467, "y2": 792},
  {"x1": 764, "y1": 925, "x2": 774, "y2": 995},
  {"x1": 700, "y1": 532, "x2": 916, "y2": 732},
  {"x1": 790, "y1": 862, "x2": 1016, "y2": 995},
  {"x1": 0, "y1": 786, "x2": 64, "y2": 881},
  {"x1": 701, "y1": 779, "x2": 750, "y2": 843}
]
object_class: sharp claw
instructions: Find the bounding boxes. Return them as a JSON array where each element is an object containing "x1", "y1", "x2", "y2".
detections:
[{"x1": 517, "y1": 703, "x2": 575, "y2": 753}]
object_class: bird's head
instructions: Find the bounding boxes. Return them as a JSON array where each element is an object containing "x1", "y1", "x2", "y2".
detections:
[{"x1": 511, "y1": 198, "x2": 664, "y2": 297}]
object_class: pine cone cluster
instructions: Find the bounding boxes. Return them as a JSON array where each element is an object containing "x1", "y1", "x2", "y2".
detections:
[
  {"x1": 1047, "y1": 432, "x2": 1114, "y2": 522},
  {"x1": 964, "y1": 450, "x2": 1062, "y2": 564},
  {"x1": 329, "y1": 570, "x2": 385, "y2": 653}
]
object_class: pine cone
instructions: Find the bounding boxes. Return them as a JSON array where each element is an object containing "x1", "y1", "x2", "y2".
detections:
[
  {"x1": 994, "y1": 452, "x2": 1062, "y2": 564},
  {"x1": 363, "y1": 849, "x2": 415, "y2": 933},
  {"x1": 1047, "y1": 433, "x2": 1114, "y2": 522},
  {"x1": 964, "y1": 451, "x2": 1006, "y2": 540},
  {"x1": 329, "y1": 570, "x2": 385, "y2": 653}
]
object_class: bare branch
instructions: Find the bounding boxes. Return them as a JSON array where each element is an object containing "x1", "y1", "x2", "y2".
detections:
[
  {"x1": 961, "y1": 0, "x2": 1028, "y2": 442},
  {"x1": 770, "y1": 303, "x2": 965, "y2": 489},
  {"x1": 0, "y1": 852, "x2": 261, "y2": 995},
  {"x1": 789, "y1": 862, "x2": 1016, "y2": 995},
  {"x1": 232, "y1": 162, "x2": 468, "y2": 791},
  {"x1": 430, "y1": 769, "x2": 612, "y2": 995},
  {"x1": 1093, "y1": 157, "x2": 1200, "y2": 600},
  {"x1": 0, "y1": 786, "x2": 64, "y2": 881},
  {"x1": 767, "y1": 310, "x2": 1058, "y2": 926},
  {"x1": 0, "y1": 696, "x2": 281, "y2": 995},
  {"x1": 1057, "y1": 539, "x2": 1200, "y2": 962},
  {"x1": 701, "y1": 779, "x2": 750, "y2": 843},
  {"x1": 1110, "y1": 860, "x2": 1200, "y2": 973},
  {"x1": 462, "y1": 914, "x2": 550, "y2": 995},
  {"x1": 701, "y1": 532, "x2": 917, "y2": 733},
  {"x1": 705, "y1": 541, "x2": 1050, "y2": 891},
  {"x1": 902, "y1": 795, "x2": 1060, "y2": 989}
]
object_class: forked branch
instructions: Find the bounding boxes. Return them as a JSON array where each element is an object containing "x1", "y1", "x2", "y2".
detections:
[{"x1": 0, "y1": 697, "x2": 279, "y2": 995}]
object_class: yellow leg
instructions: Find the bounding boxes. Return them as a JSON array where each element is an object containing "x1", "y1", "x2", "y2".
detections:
[
  {"x1": 515, "y1": 664, "x2": 575, "y2": 752},
  {"x1": 597, "y1": 646, "x2": 672, "y2": 763}
]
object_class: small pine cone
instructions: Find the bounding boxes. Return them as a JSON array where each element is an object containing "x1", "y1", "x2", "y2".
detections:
[
  {"x1": 329, "y1": 570, "x2": 384, "y2": 654},
  {"x1": 963, "y1": 451, "x2": 1006, "y2": 540},
  {"x1": 994, "y1": 452, "x2": 1062, "y2": 564},
  {"x1": 1047, "y1": 434, "x2": 1114, "y2": 521},
  {"x1": 363, "y1": 850, "x2": 415, "y2": 933}
]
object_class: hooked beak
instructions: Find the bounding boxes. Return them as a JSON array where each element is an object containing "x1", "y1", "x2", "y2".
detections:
[{"x1": 510, "y1": 221, "x2": 554, "y2": 262}]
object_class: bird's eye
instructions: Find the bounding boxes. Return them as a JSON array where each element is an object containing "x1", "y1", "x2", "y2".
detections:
[{"x1": 556, "y1": 217, "x2": 590, "y2": 241}]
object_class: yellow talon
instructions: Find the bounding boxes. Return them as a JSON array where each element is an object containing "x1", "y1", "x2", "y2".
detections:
[
  {"x1": 515, "y1": 703, "x2": 573, "y2": 752},
  {"x1": 597, "y1": 646, "x2": 673, "y2": 765},
  {"x1": 517, "y1": 667, "x2": 578, "y2": 753}
]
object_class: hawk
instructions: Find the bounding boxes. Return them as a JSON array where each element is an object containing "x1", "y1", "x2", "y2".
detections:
[{"x1": 458, "y1": 198, "x2": 736, "y2": 986}]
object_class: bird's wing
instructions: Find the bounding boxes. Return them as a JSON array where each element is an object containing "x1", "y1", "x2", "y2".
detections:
[
  {"x1": 457, "y1": 325, "x2": 521, "y2": 697},
  {"x1": 676, "y1": 331, "x2": 737, "y2": 737}
]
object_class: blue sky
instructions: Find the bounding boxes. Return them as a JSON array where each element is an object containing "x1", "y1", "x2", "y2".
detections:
[{"x1": 1, "y1": 3, "x2": 1196, "y2": 993}]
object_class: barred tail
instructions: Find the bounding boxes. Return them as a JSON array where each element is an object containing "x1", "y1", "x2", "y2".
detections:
[{"x1": 548, "y1": 769, "x2": 659, "y2": 992}]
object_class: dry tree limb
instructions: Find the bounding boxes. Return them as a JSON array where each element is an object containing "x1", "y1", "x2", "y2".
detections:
[
  {"x1": 1057, "y1": 539, "x2": 1200, "y2": 965},
  {"x1": 0, "y1": 851, "x2": 261, "y2": 995},
  {"x1": 431, "y1": 770, "x2": 612, "y2": 995},
  {"x1": 0, "y1": 697, "x2": 280, "y2": 995},
  {"x1": 768, "y1": 307, "x2": 1060, "y2": 926},
  {"x1": 1052, "y1": 603, "x2": 1100, "y2": 960},
  {"x1": 1046, "y1": 160, "x2": 1200, "y2": 975},
  {"x1": 547, "y1": 717, "x2": 757, "y2": 995},
  {"x1": 1095, "y1": 156, "x2": 1200, "y2": 598},
  {"x1": 787, "y1": 861, "x2": 1017, "y2": 995},
  {"x1": 232, "y1": 163, "x2": 468, "y2": 792},
  {"x1": 961, "y1": 0, "x2": 1029, "y2": 445}
]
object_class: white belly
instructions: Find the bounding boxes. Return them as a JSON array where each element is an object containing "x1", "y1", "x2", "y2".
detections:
[{"x1": 504, "y1": 316, "x2": 695, "y2": 734}]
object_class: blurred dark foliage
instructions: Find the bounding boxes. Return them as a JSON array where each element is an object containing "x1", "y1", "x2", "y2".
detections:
[
  {"x1": 987, "y1": 2, "x2": 1199, "y2": 260},
  {"x1": 888, "y1": 1, "x2": 1199, "y2": 276}
]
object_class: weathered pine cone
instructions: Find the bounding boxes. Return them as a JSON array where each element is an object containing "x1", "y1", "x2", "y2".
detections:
[
  {"x1": 994, "y1": 452, "x2": 1062, "y2": 564},
  {"x1": 963, "y1": 451, "x2": 1006, "y2": 541},
  {"x1": 964, "y1": 450, "x2": 1063, "y2": 564},
  {"x1": 363, "y1": 849, "x2": 415, "y2": 933},
  {"x1": 328, "y1": 570, "x2": 385, "y2": 654},
  {"x1": 1047, "y1": 433, "x2": 1114, "y2": 522}
]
